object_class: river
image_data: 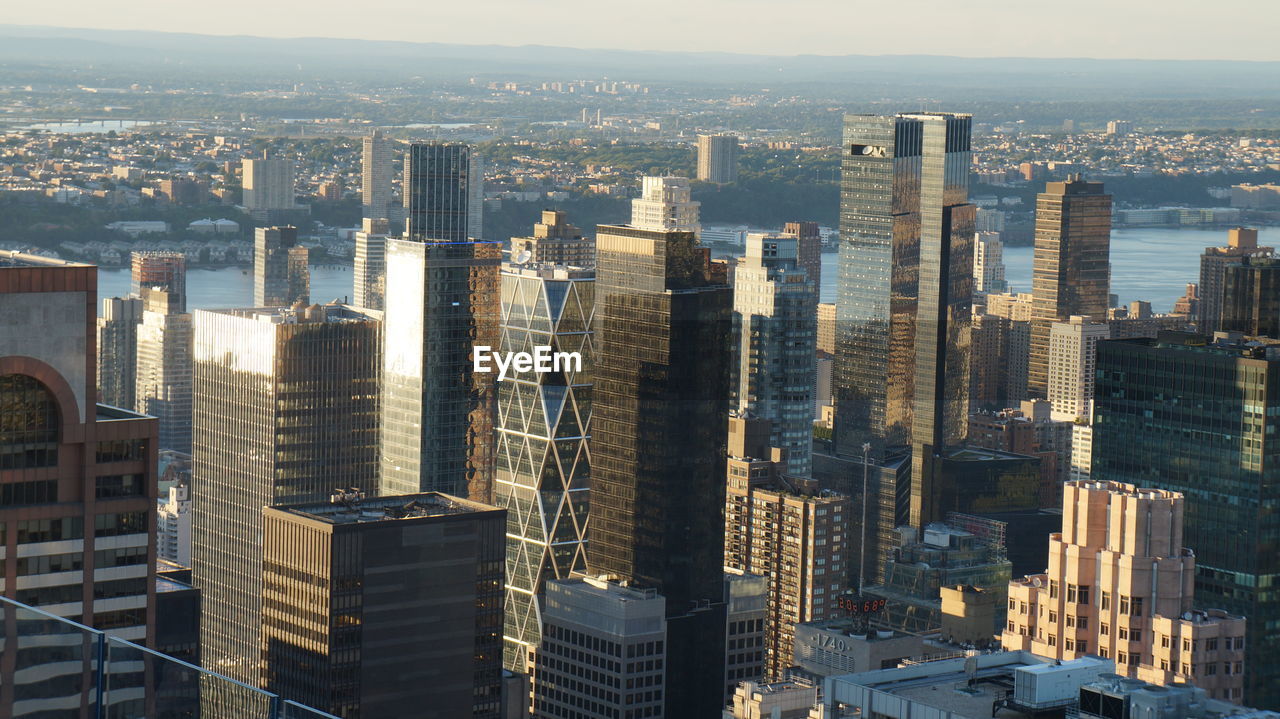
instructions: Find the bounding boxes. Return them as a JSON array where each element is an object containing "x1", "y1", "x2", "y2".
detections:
[{"x1": 94, "y1": 227, "x2": 1279, "y2": 315}]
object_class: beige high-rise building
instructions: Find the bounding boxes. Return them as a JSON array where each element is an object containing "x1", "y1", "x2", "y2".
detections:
[
  {"x1": 1002, "y1": 481, "x2": 1246, "y2": 703},
  {"x1": 353, "y1": 217, "x2": 388, "y2": 311},
  {"x1": 724, "y1": 415, "x2": 849, "y2": 679},
  {"x1": 816, "y1": 302, "x2": 836, "y2": 355},
  {"x1": 135, "y1": 287, "x2": 192, "y2": 454},
  {"x1": 1198, "y1": 227, "x2": 1273, "y2": 335},
  {"x1": 977, "y1": 292, "x2": 1034, "y2": 404},
  {"x1": 629, "y1": 176, "x2": 700, "y2": 234},
  {"x1": 1029, "y1": 177, "x2": 1111, "y2": 398},
  {"x1": 1047, "y1": 315, "x2": 1111, "y2": 422},
  {"x1": 697, "y1": 134, "x2": 739, "y2": 184},
  {"x1": 510, "y1": 209, "x2": 594, "y2": 265},
  {"x1": 242, "y1": 155, "x2": 296, "y2": 211},
  {"x1": 362, "y1": 128, "x2": 395, "y2": 221}
]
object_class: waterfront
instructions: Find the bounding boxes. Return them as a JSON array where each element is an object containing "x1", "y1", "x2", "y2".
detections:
[{"x1": 95, "y1": 227, "x2": 1280, "y2": 315}]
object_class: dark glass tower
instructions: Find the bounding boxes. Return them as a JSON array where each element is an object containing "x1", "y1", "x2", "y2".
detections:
[
  {"x1": 1221, "y1": 257, "x2": 1280, "y2": 338},
  {"x1": 380, "y1": 143, "x2": 500, "y2": 502},
  {"x1": 1093, "y1": 332, "x2": 1280, "y2": 709},
  {"x1": 1027, "y1": 176, "x2": 1111, "y2": 398},
  {"x1": 589, "y1": 222, "x2": 732, "y2": 719},
  {"x1": 253, "y1": 226, "x2": 310, "y2": 307}
]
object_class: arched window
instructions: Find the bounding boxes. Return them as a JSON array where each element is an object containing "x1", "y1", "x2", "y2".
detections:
[{"x1": 0, "y1": 374, "x2": 60, "y2": 470}]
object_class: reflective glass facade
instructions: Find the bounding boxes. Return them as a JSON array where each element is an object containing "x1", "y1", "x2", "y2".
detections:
[
  {"x1": 495, "y1": 264, "x2": 593, "y2": 672},
  {"x1": 1028, "y1": 178, "x2": 1111, "y2": 398},
  {"x1": 589, "y1": 223, "x2": 731, "y2": 719},
  {"x1": 833, "y1": 113, "x2": 973, "y2": 462},
  {"x1": 191, "y1": 305, "x2": 381, "y2": 686},
  {"x1": 254, "y1": 226, "x2": 310, "y2": 307},
  {"x1": 1092, "y1": 334, "x2": 1280, "y2": 708},
  {"x1": 381, "y1": 143, "x2": 499, "y2": 502}
]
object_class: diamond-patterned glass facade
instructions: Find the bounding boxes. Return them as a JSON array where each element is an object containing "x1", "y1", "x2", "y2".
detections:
[{"x1": 494, "y1": 264, "x2": 594, "y2": 672}]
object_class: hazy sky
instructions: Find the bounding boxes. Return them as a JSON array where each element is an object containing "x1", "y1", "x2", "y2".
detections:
[{"x1": 7, "y1": 0, "x2": 1280, "y2": 61}]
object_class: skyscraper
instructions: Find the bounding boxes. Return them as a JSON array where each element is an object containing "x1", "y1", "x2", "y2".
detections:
[
  {"x1": 783, "y1": 221, "x2": 822, "y2": 296},
  {"x1": 191, "y1": 303, "x2": 381, "y2": 685},
  {"x1": 362, "y1": 128, "x2": 395, "y2": 222},
  {"x1": 261, "y1": 492, "x2": 505, "y2": 719},
  {"x1": 1002, "y1": 480, "x2": 1246, "y2": 703},
  {"x1": 1028, "y1": 176, "x2": 1111, "y2": 398},
  {"x1": 1199, "y1": 227, "x2": 1272, "y2": 335},
  {"x1": 242, "y1": 155, "x2": 297, "y2": 212},
  {"x1": 1221, "y1": 257, "x2": 1280, "y2": 338},
  {"x1": 134, "y1": 286, "x2": 192, "y2": 454},
  {"x1": 495, "y1": 262, "x2": 594, "y2": 672},
  {"x1": 973, "y1": 230, "x2": 1008, "y2": 294},
  {"x1": 590, "y1": 215, "x2": 732, "y2": 718},
  {"x1": 353, "y1": 217, "x2": 388, "y2": 311},
  {"x1": 510, "y1": 210, "x2": 594, "y2": 266},
  {"x1": 1092, "y1": 332, "x2": 1280, "y2": 707},
  {"x1": 381, "y1": 142, "x2": 500, "y2": 502},
  {"x1": 131, "y1": 251, "x2": 187, "y2": 312},
  {"x1": 1, "y1": 251, "x2": 157, "y2": 645},
  {"x1": 629, "y1": 176, "x2": 700, "y2": 234},
  {"x1": 724, "y1": 416, "x2": 849, "y2": 679},
  {"x1": 1046, "y1": 315, "x2": 1110, "y2": 422},
  {"x1": 97, "y1": 295, "x2": 142, "y2": 408},
  {"x1": 697, "y1": 133, "x2": 739, "y2": 184},
  {"x1": 253, "y1": 226, "x2": 310, "y2": 307},
  {"x1": 833, "y1": 112, "x2": 974, "y2": 462},
  {"x1": 732, "y1": 232, "x2": 817, "y2": 477}
]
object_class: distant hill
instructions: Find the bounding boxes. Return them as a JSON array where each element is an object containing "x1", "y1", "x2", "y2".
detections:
[{"x1": 2, "y1": 24, "x2": 1279, "y2": 99}]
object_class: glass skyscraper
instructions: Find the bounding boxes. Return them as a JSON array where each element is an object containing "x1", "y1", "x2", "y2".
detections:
[
  {"x1": 1027, "y1": 176, "x2": 1111, "y2": 398},
  {"x1": 495, "y1": 262, "x2": 593, "y2": 672},
  {"x1": 380, "y1": 143, "x2": 499, "y2": 502},
  {"x1": 1093, "y1": 332, "x2": 1280, "y2": 708},
  {"x1": 589, "y1": 221, "x2": 732, "y2": 719},
  {"x1": 191, "y1": 304, "x2": 382, "y2": 685},
  {"x1": 253, "y1": 225, "x2": 310, "y2": 308}
]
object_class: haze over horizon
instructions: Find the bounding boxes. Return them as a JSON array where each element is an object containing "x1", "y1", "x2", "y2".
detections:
[{"x1": 4, "y1": 0, "x2": 1280, "y2": 63}]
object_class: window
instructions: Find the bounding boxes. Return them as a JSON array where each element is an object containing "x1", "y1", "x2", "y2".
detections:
[
  {"x1": 1066, "y1": 615, "x2": 1075, "y2": 628},
  {"x1": 1131, "y1": 597, "x2": 1143, "y2": 616},
  {"x1": 1206, "y1": 638, "x2": 1217, "y2": 651},
  {"x1": 1206, "y1": 663, "x2": 1217, "y2": 676},
  {"x1": 1119, "y1": 596, "x2": 1130, "y2": 614},
  {"x1": 1161, "y1": 634, "x2": 1170, "y2": 648},
  {"x1": 0, "y1": 374, "x2": 60, "y2": 470},
  {"x1": 94, "y1": 512, "x2": 146, "y2": 537},
  {"x1": 1048, "y1": 635, "x2": 1057, "y2": 647},
  {"x1": 17, "y1": 518, "x2": 82, "y2": 543},
  {"x1": 95, "y1": 474, "x2": 145, "y2": 499},
  {"x1": 1067, "y1": 584, "x2": 1077, "y2": 602},
  {"x1": 1101, "y1": 592, "x2": 1111, "y2": 610},
  {"x1": 1101, "y1": 623, "x2": 1110, "y2": 636},
  {"x1": 1077, "y1": 641, "x2": 1087, "y2": 653},
  {"x1": 1078, "y1": 617, "x2": 1088, "y2": 631},
  {"x1": 1118, "y1": 627, "x2": 1128, "y2": 640},
  {"x1": 1078, "y1": 585, "x2": 1090, "y2": 604},
  {"x1": 1161, "y1": 660, "x2": 1169, "y2": 671},
  {"x1": 1118, "y1": 652, "x2": 1128, "y2": 665},
  {"x1": 1049, "y1": 611, "x2": 1058, "y2": 623},
  {"x1": 0, "y1": 480, "x2": 57, "y2": 505},
  {"x1": 1130, "y1": 628, "x2": 1141, "y2": 643},
  {"x1": 1065, "y1": 639, "x2": 1075, "y2": 651},
  {"x1": 1049, "y1": 581, "x2": 1059, "y2": 599},
  {"x1": 1007, "y1": 622, "x2": 1016, "y2": 632},
  {"x1": 1099, "y1": 648, "x2": 1109, "y2": 659}
]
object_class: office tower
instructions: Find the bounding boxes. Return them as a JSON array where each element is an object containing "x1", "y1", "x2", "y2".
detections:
[
  {"x1": 0, "y1": 251, "x2": 157, "y2": 643},
  {"x1": 362, "y1": 128, "x2": 394, "y2": 221},
  {"x1": 969, "y1": 307, "x2": 1011, "y2": 411},
  {"x1": 135, "y1": 287, "x2": 192, "y2": 454},
  {"x1": 353, "y1": 217, "x2": 388, "y2": 311},
  {"x1": 1028, "y1": 176, "x2": 1111, "y2": 398},
  {"x1": 532, "y1": 576, "x2": 668, "y2": 719},
  {"x1": 1092, "y1": 332, "x2": 1279, "y2": 707},
  {"x1": 261, "y1": 492, "x2": 505, "y2": 719},
  {"x1": 629, "y1": 176, "x2": 700, "y2": 234},
  {"x1": 242, "y1": 155, "x2": 297, "y2": 211},
  {"x1": 131, "y1": 251, "x2": 187, "y2": 312},
  {"x1": 973, "y1": 231, "x2": 1008, "y2": 294},
  {"x1": 253, "y1": 226, "x2": 310, "y2": 307},
  {"x1": 1046, "y1": 315, "x2": 1110, "y2": 422},
  {"x1": 1199, "y1": 227, "x2": 1272, "y2": 334},
  {"x1": 833, "y1": 112, "x2": 974, "y2": 460},
  {"x1": 495, "y1": 262, "x2": 594, "y2": 672},
  {"x1": 1221, "y1": 257, "x2": 1280, "y2": 338},
  {"x1": 723, "y1": 569, "x2": 768, "y2": 700},
  {"x1": 783, "y1": 221, "x2": 822, "y2": 295},
  {"x1": 724, "y1": 416, "x2": 849, "y2": 679},
  {"x1": 191, "y1": 303, "x2": 381, "y2": 685},
  {"x1": 511, "y1": 210, "x2": 594, "y2": 266},
  {"x1": 792, "y1": 618, "x2": 924, "y2": 679},
  {"x1": 816, "y1": 302, "x2": 836, "y2": 355},
  {"x1": 381, "y1": 142, "x2": 500, "y2": 502},
  {"x1": 975, "y1": 207, "x2": 1006, "y2": 234},
  {"x1": 697, "y1": 133, "x2": 739, "y2": 184},
  {"x1": 156, "y1": 481, "x2": 191, "y2": 565},
  {"x1": 814, "y1": 354, "x2": 834, "y2": 421},
  {"x1": 97, "y1": 295, "x2": 142, "y2": 408},
  {"x1": 403, "y1": 141, "x2": 484, "y2": 241},
  {"x1": 732, "y1": 232, "x2": 817, "y2": 477},
  {"x1": 1002, "y1": 480, "x2": 1247, "y2": 703},
  {"x1": 968, "y1": 400, "x2": 1072, "y2": 502},
  {"x1": 590, "y1": 217, "x2": 732, "y2": 718}
]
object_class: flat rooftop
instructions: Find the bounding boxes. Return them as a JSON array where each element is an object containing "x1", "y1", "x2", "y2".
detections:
[
  {"x1": 96, "y1": 403, "x2": 151, "y2": 421},
  {"x1": 203, "y1": 303, "x2": 379, "y2": 324},
  {"x1": 278, "y1": 492, "x2": 498, "y2": 525},
  {"x1": 0, "y1": 250, "x2": 91, "y2": 268}
]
